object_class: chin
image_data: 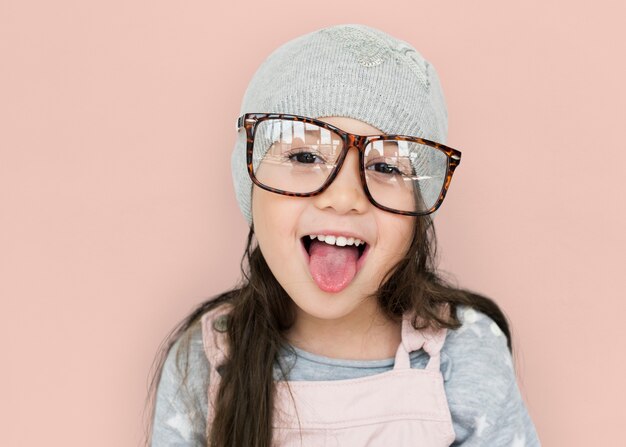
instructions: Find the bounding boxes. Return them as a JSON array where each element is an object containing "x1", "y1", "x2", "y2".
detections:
[{"x1": 289, "y1": 291, "x2": 367, "y2": 322}]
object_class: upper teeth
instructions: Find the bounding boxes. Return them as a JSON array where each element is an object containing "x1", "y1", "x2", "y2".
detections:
[{"x1": 308, "y1": 234, "x2": 365, "y2": 247}]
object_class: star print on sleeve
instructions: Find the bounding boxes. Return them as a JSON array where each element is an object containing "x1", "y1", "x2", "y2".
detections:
[
  {"x1": 473, "y1": 413, "x2": 491, "y2": 436},
  {"x1": 511, "y1": 432, "x2": 527, "y2": 447},
  {"x1": 445, "y1": 305, "x2": 542, "y2": 446},
  {"x1": 151, "y1": 326, "x2": 210, "y2": 447},
  {"x1": 165, "y1": 413, "x2": 194, "y2": 442},
  {"x1": 451, "y1": 307, "x2": 486, "y2": 338}
]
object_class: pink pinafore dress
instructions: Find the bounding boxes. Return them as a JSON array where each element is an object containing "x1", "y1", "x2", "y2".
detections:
[{"x1": 201, "y1": 304, "x2": 455, "y2": 446}]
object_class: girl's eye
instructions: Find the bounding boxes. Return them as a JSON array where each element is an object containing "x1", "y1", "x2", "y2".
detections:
[
  {"x1": 366, "y1": 162, "x2": 403, "y2": 175},
  {"x1": 285, "y1": 149, "x2": 325, "y2": 164}
]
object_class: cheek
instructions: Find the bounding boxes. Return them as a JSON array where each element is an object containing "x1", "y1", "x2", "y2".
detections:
[
  {"x1": 252, "y1": 188, "x2": 303, "y2": 260},
  {"x1": 378, "y1": 214, "x2": 415, "y2": 257}
]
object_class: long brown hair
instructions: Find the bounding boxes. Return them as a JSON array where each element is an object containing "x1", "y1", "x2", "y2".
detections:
[{"x1": 142, "y1": 214, "x2": 513, "y2": 446}]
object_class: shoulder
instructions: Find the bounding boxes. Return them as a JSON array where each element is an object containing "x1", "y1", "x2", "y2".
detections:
[
  {"x1": 441, "y1": 305, "x2": 542, "y2": 445},
  {"x1": 441, "y1": 304, "x2": 515, "y2": 404},
  {"x1": 152, "y1": 322, "x2": 210, "y2": 445},
  {"x1": 443, "y1": 304, "x2": 511, "y2": 362},
  {"x1": 160, "y1": 321, "x2": 210, "y2": 399}
]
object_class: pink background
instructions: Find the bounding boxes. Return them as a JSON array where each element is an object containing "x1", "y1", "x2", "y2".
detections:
[{"x1": 1, "y1": 1, "x2": 624, "y2": 445}]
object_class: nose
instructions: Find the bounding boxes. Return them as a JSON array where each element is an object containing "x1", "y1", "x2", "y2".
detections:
[{"x1": 312, "y1": 146, "x2": 370, "y2": 215}]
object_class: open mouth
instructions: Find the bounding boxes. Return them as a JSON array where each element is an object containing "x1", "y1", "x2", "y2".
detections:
[{"x1": 299, "y1": 235, "x2": 370, "y2": 293}]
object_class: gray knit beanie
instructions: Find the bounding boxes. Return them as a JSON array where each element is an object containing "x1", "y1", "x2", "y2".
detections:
[{"x1": 231, "y1": 23, "x2": 448, "y2": 225}]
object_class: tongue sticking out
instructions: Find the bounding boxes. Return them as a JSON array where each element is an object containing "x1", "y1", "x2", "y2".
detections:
[{"x1": 308, "y1": 239, "x2": 359, "y2": 293}]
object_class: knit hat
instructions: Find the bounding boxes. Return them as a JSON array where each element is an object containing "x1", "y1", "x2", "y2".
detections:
[{"x1": 231, "y1": 23, "x2": 449, "y2": 225}]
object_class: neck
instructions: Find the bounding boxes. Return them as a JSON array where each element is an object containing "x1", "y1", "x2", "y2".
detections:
[{"x1": 284, "y1": 300, "x2": 402, "y2": 361}]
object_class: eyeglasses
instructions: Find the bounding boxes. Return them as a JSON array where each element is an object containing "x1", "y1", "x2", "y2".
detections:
[{"x1": 236, "y1": 113, "x2": 462, "y2": 216}]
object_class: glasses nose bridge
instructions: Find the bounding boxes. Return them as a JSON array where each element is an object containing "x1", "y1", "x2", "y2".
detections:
[
  {"x1": 328, "y1": 132, "x2": 367, "y2": 192},
  {"x1": 344, "y1": 133, "x2": 367, "y2": 154},
  {"x1": 333, "y1": 133, "x2": 366, "y2": 179}
]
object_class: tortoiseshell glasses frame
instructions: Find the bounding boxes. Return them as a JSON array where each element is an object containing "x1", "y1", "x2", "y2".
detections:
[{"x1": 236, "y1": 113, "x2": 462, "y2": 217}]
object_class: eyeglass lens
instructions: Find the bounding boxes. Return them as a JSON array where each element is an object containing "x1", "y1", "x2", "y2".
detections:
[{"x1": 252, "y1": 119, "x2": 448, "y2": 214}]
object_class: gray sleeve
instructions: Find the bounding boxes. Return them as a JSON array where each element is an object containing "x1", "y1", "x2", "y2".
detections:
[
  {"x1": 447, "y1": 306, "x2": 542, "y2": 446},
  {"x1": 151, "y1": 325, "x2": 210, "y2": 447}
]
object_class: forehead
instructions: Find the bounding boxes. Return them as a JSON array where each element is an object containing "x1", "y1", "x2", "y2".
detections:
[{"x1": 315, "y1": 116, "x2": 385, "y2": 136}]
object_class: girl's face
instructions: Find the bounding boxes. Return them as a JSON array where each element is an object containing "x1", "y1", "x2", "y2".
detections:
[{"x1": 252, "y1": 116, "x2": 415, "y2": 325}]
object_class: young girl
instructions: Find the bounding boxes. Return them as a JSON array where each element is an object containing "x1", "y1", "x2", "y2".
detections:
[{"x1": 145, "y1": 23, "x2": 541, "y2": 446}]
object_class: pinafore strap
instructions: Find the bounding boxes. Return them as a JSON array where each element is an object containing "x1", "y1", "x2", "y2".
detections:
[
  {"x1": 199, "y1": 302, "x2": 233, "y2": 440},
  {"x1": 394, "y1": 303, "x2": 450, "y2": 371}
]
